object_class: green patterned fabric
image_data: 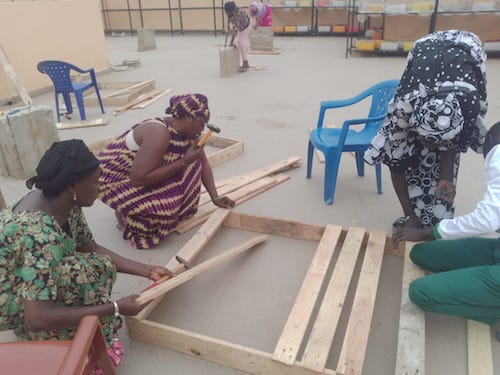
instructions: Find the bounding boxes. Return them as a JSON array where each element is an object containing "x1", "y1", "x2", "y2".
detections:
[{"x1": 0, "y1": 202, "x2": 122, "y2": 346}]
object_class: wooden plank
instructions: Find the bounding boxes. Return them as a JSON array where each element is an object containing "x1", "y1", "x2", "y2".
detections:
[
  {"x1": 202, "y1": 156, "x2": 301, "y2": 194},
  {"x1": 137, "y1": 208, "x2": 231, "y2": 320},
  {"x1": 336, "y1": 230, "x2": 386, "y2": 375},
  {"x1": 131, "y1": 88, "x2": 173, "y2": 109},
  {"x1": 125, "y1": 318, "x2": 337, "y2": 375},
  {"x1": 112, "y1": 89, "x2": 162, "y2": 116},
  {"x1": 273, "y1": 225, "x2": 343, "y2": 365},
  {"x1": 223, "y1": 212, "x2": 325, "y2": 241},
  {"x1": 395, "y1": 242, "x2": 425, "y2": 375},
  {"x1": 175, "y1": 174, "x2": 290, "y2": 233},
  {"x1": 207, "y1": 141, "x2": 244, "y2": 168},
  {"x1": 301, "y1": 227, "x2": 365, "y2": 373},
  {"x1": 0, "y1": 46, "x2": 32, "y2": 106},
  {"x1": 205, "y1": 134, "x2": 241, "y2": 149},
  {"x1": 136, "y1": 235, "x2": 268, "y2": 305},
  {"x1": 105, "y1": 79, "x2": 155, "y2": 97},
  {"x1": 0, "y1": 188, "x2": 5, "y2": 210},
  {"x1": 56, "y1": 118, "x2": 108, "y2": 130},
  {"x1": 248, "y1": 49, "x2": 281, "y2": 55},
  {"x1": 467, "y1": 320, "x2": 494, "y2": 375}
]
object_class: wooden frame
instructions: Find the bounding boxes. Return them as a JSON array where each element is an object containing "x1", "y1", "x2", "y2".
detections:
[
  {"x1": 83, "y1": 80, "x2": 156, "y2": 107},
  {"x1": 87, "y1": 134, "x2": 244, "y2": 168},
  {"x1": 127, "y1": 210, "x2": 396, "y2": 374},
  {"x1": 126, "y1": 214, "x2": 495, "y2": 375}
]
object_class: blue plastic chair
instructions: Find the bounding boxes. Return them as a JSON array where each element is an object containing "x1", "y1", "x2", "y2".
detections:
[
  {"x1": 306, "y1": 79, "x2": 400, "y2": 205},
  {"x1": 37, "y1": 60, "x2": 105, "y2": 122}
]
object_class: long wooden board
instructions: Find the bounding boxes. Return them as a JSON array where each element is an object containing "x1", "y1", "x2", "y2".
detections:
[
  {"x1": 301, "y1": 227, "x2": 365, "y2": 373},
  {"x1": 0, "y1": 46, "x2": 32, "y2": 106},
  {"x1": 136, "y1": 235, "x2": 268, "y2": 305},
  {"x1": 467, "y1": 320, "x2": 494, "y2": 375},
  {"x1": 395, "y1": 242, "x2": 425, "y2": 375},
  {"x1": 273, "y1": 225, "x2": 343, "y2": 365},
  {"x1": 336, "y1": 230, "x2": 386, "y2": 375}
]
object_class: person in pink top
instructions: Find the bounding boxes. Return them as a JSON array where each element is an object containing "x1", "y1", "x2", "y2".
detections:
[
  {"x1": 248, "y1": 1, "x2": 273, "y2": 29},
  {"x1": 249, "y1": 1, "x2": 273, "y2": 28}
]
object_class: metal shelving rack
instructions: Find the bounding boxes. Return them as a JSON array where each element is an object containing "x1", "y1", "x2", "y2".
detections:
[
  {"x1": 100, "y1": 0, "x2": 225, "y2": 36},
  {"x1": 345, "y1": 0, "x2": 500, "y2": 58}
]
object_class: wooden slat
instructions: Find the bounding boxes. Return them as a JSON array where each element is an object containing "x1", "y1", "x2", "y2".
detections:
[
  {"x1": 137, "y1": 208, "x2": 231, "y2": 320},
  {"x1": 131, "y1": 88, "x2": 173, "y2": 109},
  {"x1": 223, "y1": 212, "x2": 325, "y2": 242},
  {"x1": 56, "y1": 118, "x2": 108, "y2": 130},
  {"x1": 112, "y1": 89, "x2": 162, "y2": 115},
  {"x1": 0, "y1": 46, "x2": 32, "y2": 106},
  {"x1": 137, "y1": 235, "x2": 268, "y2": 305},
  {"x1": 301, "y1": 227, "x2": 365, "y2": 372},
  {"x1": 467, "y1": 320, "x2": 494, "y2": 375},
  {"x1": 105, "y1": 79, "x2": 155, "y2": 97},
  {"x1": 126, "y1": 318, "x2": 337, "y2": 375},
  {"x1": 395, "y1": 242, "x2": 425, "y2": 375},
  {"x1": 273, "y1": 225, "x2": 343, "y2": 365},
  {"x1": 336, "y1": 230, "x2": 386, "y2": 375},
  {"x1": 175, "y1": 174, "x2": 290, "y2": 233},
  {"x1": 207, "y1": 141, "x2": 244, "y2": 168}
]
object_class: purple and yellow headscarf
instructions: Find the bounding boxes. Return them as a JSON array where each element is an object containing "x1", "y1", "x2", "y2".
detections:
[{"x1": 165, "y1": 93, "x2": 210, "y2": 120}]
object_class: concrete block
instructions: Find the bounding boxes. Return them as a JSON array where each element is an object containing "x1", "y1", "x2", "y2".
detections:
[
  {"x1": 137, "y1": 28, "x2": 157, "y2": 52},
  {"x1": 249, "y1": 27, "x2": 274, "y2": 51},
  {"x1": 219, "y1": 46, "x2": 239, "y2": 78},
  {"x1": 0, "y1": 105, "x2": 60, "y2": 179}
]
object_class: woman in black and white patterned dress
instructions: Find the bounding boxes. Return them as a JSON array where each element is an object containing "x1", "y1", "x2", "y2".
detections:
[{"x1": 365, "y1": 29, "x2": 488, "y2": 229}]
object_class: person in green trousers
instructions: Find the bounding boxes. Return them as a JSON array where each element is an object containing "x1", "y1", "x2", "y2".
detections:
[{"x1": 393, "y1": 122, "x2": 500, "y2": 339}]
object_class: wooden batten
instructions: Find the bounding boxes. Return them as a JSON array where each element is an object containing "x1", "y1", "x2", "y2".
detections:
[{"x1": 395, "y1": 242, "x2": 425, "y2": 375}]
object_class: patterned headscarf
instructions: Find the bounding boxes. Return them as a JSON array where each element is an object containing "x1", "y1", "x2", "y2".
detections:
[
  {"x1": 26, "y1": 139, "x2": 99, "y2": 197},
  {"x1": 165, "y1": 93, "x2": 210, "y2": 121}
]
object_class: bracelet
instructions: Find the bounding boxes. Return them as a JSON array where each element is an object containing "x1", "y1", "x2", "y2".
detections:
[
  {"x1": 111, "y1": 300, "x2": 120, "y2": 317},
  {"x1": 433, "y1": 224, "x2": 442, "y2": 240}
]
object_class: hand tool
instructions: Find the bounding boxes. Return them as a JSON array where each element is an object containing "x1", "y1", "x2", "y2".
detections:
[
  {"x1": 196, "y1": 124, "x2": 221, "y2": 148},
  {"x1": 175, "y1": 255, "x2": 193, "y2": 269}
]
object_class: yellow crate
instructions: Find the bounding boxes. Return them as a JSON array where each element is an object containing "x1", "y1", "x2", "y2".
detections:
[
  {"x1": 357, "y1": 40, "x2": 376, "y2": 51},
  {"x1": 273, "y1": 26, "x2": 285, "y2": 33},
  {"x1": 402, "y1": 41, "x2": 414, "y2": 51},
  {"x1": 284, "y1": 25, "x2": 298, "y2": 32},
  {"x1": 332, "y1": 25, "x2": 346, "y2": 33},
  {"x1": 410, "y1": 2, "x2": 434, "y2": 11}
]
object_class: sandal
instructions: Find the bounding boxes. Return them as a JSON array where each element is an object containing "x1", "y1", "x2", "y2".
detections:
[
  {"x1": 392, "y1": 215, "x2": 421, "y2": 230},
  {"x1": 238, "y1": 66, "x2": 248, "y2": 73}
]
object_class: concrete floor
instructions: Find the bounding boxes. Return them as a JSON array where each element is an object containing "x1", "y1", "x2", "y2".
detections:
[{"x1": 1, "y1": 33, "x2": 500, "y2": 374}]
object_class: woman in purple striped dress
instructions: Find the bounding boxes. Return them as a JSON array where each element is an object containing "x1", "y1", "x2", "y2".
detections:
[{"x1": 97, "y1": 93, "x2": 235, "y2": 250}]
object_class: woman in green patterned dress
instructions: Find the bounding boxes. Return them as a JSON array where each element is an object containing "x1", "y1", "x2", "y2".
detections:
[{"x1": 0, "y1": 139, "x2": 172, "y2": 370}]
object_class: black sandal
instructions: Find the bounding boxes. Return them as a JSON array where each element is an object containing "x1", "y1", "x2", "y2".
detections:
[{"x1": 238, "y1": 66, "x2": 248, "y2": 73}]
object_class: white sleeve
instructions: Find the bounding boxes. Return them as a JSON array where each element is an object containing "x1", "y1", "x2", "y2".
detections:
[{"x1": 438, "y1": 145, "x2": 500, "y2": 240}]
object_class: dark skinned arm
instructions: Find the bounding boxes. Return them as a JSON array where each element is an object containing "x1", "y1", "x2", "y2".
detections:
[
  {"x1": 200, "y1": 151, "x2": 235, "y2": 209},
  {"x1": 23, "y1": 296, "x2": 145, "y2": 333},
  {"x1": 79, "y1": 240, "x2": 173, "y2": 279},
  {"x1": 435, "y1": 149, "x2": 456, "y2": 203},
  {"x1": 390, "y1": 168, "x2": 414, "y2": 217}
]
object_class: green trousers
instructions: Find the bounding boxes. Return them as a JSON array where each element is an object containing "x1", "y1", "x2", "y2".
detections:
[{"x1": 409, "y1": 237, "x2": 500, "y2": 325}]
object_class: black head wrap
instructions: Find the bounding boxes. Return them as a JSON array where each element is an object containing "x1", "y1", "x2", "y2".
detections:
[
  {"x1": 483, "y1": 122, "x2": 500, "y2": 158},
  {"x1": 26, "y1": 139, "x2": 99, "y2": 197},
  {"x1": 224, "y1": 1, "x2": 236, "y2": 12}
]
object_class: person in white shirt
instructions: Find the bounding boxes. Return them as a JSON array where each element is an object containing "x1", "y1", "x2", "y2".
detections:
[{"x1": 395, "y1": 122, "x2": 500, "y2": 338}]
